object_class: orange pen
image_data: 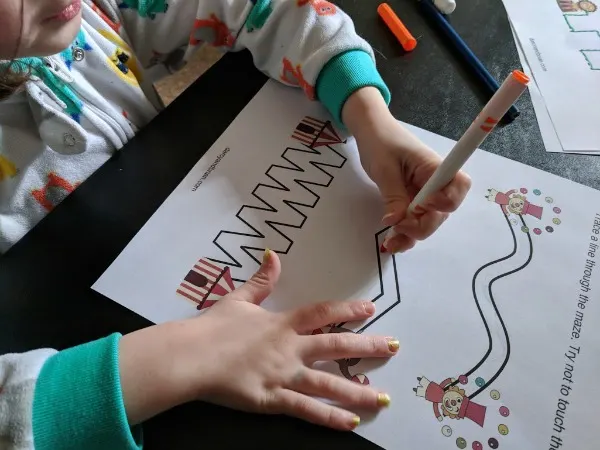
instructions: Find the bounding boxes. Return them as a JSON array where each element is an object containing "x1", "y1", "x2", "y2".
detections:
[{"x1": 377, "y1": 3, "x2": 417, "y2": 52}]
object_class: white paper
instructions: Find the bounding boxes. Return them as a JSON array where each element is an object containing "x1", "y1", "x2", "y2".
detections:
[
  {"x1": 94, "y1": 81, "x2": 600, "y2": 449},
  {"x1": 502, "y1": 0, "x2": 600, "y2": 152},
  {"x1": 510, "y1": 21, "x2": 600, "y2": 155},
  {"x1": 511, "y1": 24, "x2": 563, "y2": 153}
]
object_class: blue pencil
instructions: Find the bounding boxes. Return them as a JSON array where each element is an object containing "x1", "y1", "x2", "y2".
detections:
[{"x1": 417, "y1": 0, "x2": 520, "y2": 123}]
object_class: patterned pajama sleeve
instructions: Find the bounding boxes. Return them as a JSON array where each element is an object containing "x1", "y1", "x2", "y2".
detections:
[{"x1": 89, "y1": 0, "x2": 391, "y2": 124}]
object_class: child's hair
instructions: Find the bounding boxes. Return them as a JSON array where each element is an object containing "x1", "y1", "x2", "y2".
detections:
[
  {"x1": 0, "y1": 63, "x2": 30, "y2": 100},
  {"x1": 1, "y1": 0, "x2": 27, "y2": 101}
]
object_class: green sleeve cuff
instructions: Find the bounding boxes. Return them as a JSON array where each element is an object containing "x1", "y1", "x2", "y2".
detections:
[
  {"x1": 33, "y1": 333, "x2": 143, "y2": 450},
  {"x1": 245, "y1": 0, "x2": 273, "y2": 31},
  {"x1": 316, "y1": 50, "x2": 391, "y2": 127}
]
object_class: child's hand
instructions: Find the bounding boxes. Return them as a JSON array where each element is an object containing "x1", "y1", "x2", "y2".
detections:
[
  {"x1": 119, "y1": 250, "x2": 398, "y2": 431},
  {"x1": 343, "y1": 88, "x2": 472, "y2": 253}
]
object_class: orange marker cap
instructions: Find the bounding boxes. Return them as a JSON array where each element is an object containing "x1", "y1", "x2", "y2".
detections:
[
  {"x1": 377, "y1": 3, "x2": 417, "y2": 52},
  {"x1": 511, "y1": 70, "x2": 530, "y2": 85}
]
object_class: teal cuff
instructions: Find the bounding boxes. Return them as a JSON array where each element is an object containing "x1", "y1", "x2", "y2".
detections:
[
  {"x1": 33, "y1": 333, "x2": 143, "y2": 450},
  {"x1": 245, "y1": 0, "x2": 273, "y2": 31},
  {"x1": 316, "y1": 50, "x2": 391, "y2": 127}
]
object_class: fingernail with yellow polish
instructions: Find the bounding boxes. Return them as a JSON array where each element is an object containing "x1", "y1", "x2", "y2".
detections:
[
  {"x1": 377, "y1": 393, "x2": 391, "y2": 407},
  {"x1": 350, "y1": 416, "x2": 361, "y2": 429},
  {"x1": 263, "y1": 248, "x2": 271, "y2": 264},
  {"x1": 387, "y1": 338, "x2": 400, "y2": 352}
]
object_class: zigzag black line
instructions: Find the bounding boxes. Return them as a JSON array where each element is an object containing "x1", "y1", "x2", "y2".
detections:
[
  {"x1": 332, "y1": 227, "x2": 402, "y2": 332},
  {"x1": 209, "y1": 127, "x2": 346, "y2": 280}
]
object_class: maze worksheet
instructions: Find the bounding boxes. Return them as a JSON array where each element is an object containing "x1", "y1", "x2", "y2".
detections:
[
  {"x1": 503, "y1": 0, "x2": 600, "y2": 152},
  {"x1": 94, "y1": 81, "x2": 600, "y2": 449}
]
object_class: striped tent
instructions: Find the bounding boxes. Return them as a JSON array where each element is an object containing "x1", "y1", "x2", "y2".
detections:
[
  {"x1": 291, "y1": 116, "x2": 343, "y2": 148},
  {"x1": 176, "y1": 258, "x2": 235, "y2": 310}
]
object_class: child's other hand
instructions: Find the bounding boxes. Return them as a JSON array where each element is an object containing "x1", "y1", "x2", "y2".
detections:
[
  {"x1": 120, "y1": 250, "x2": 397, "y2": 431},
  {"x1": 190, "y1": 250, "x2": 397, "y2": 430},
  {"x1": 343, "y1": 88, "x2": 471, "y2": 254}
]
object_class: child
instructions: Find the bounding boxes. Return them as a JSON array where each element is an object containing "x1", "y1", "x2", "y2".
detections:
[{"x1": 0, "y1": 1, "x2": 471, "y2": 448}]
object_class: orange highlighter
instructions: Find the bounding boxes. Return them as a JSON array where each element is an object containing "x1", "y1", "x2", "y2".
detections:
[{"x1": 377, "y1": 3, "x2": 417, "y2": 52}]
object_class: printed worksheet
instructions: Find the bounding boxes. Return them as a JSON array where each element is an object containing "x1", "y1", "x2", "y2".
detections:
[
  {"x1": 510, "y1": 23, "x2": 600, "y2": 154},
  {"x1": 94, "y1": 81, "x2": 600, "y2": 449},
  {"x1": 503, "y1": 0, "x2": 600, "y2": 152}
]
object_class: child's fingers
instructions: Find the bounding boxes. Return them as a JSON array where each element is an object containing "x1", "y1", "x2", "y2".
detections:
[
  {"x1": 423, "y1": 171, "x2": 471, "y2": 213},
  {"x1": 288, "y1": 369, "x2": 390, "y2": 411},
  {"x1": 394, "y1": 211, "x2": 449, "y2": 241},
  {"x1": 272, "y1": 389, "x2": 362, "y2": 431},
  {"x1": 301, "y1": 333, "x2": 399, "y2": 362},
  {"x1": 382, "y1": 233, "x2": 416, "y2": 254},
  {"x1": 371, "y1": 163, "x2": 411, "y2": 228},
  {"x1": 231, "y1": 249, "x2": 281, "y2": 305},
  {"x1": 288, "y1": 300, "x2": 375, "y2": 334}
]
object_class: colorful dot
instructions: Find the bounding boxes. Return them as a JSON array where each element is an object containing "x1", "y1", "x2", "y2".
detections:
[
  {"x1": 533, "y1": 189, "x2": 541, "y2": 195},
  {"x1": 442, "y1": 425, "x2": 452, "y2": 437},
  {"x1": 553, "y1": 218, "x2": 562, "y2": 225},
  {"x1": 521, "y1": 226, "x2": 529, "y2": 233},
  {"x1": 545, "y1": 197, "x2": 554, "y2": 204},
  {"x1": 498, "y1": 424, "x2": 509, "y2": 435},
  {"x1": 488, "y1": 437, "x2": 499, "y2": 449},
  {"x1": 499, "y1": 406, "x2": 510, "y2": 417},
  {"x1": 475, "y1": 377, "x2": 485, "y2": 387},
  {"x1": 534, "y1": 228, "x2": 542, "y2": 235},
  {"x1": 553, "y1": 207, "x2": 561, "y2": 214},
  {"x1": 459, "y1": 375, "x2": 468, "y2": 385},
  {"x1": 472, "y1": 441, "x2": 482, "y2": 450},
  {"x1": 490, "y1": 390, "x2": 501, "y2": 400},
  {"x1": 520, "y1": 188, "x2": 528, "y2": 194},
  {"x1": 546, "y1": 226, "x2": 554, "y2": 233},
  {"x1": 456, "y1": 437, "x2": 467, "y2": 449}
]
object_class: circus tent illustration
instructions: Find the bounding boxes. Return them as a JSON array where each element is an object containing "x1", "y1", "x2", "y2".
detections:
[
  {"x1": 176, "y1": 258, "x2": 235, "y2": 310},
  {"x1": 292, "y1": 116, "x2": 343, "y2": 147}
]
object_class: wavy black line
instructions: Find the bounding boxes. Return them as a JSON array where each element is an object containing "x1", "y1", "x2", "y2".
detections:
[
  {"x1": 468, "y1": 215, "x2": 533, "y2": 399},
  {"x1": 447, "y1": 208, "x2": 517, "y2": 391}
]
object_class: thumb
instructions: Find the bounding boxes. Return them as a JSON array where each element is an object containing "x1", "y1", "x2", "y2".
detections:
[
  {"x1": 376, "y1": 165, "x2": 412, "y2": 227},
  {"x1": 232, "y1": 249, "x2": 281, "y2": 305}
]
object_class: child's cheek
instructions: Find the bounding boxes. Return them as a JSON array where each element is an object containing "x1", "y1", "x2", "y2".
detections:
[{"x1": 0, "y1": 13, "x2": 20, "y2": 59}]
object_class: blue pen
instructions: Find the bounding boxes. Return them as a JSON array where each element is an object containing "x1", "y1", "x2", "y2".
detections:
[{"x1": 417, "y1": 0, "x2": 520, "y2": 123}]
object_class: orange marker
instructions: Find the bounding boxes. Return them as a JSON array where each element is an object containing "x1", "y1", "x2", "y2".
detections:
[
  {"x1": 377, "y1": 3, "x2": 417, "y2": 52},
  {"x1": 381, "y1": 70, "x2": 530, "y2": 251}
]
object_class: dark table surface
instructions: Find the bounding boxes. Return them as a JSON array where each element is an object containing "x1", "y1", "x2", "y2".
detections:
[{"x1": 1, "y1": 0, "x2": 598, "y2": 448}]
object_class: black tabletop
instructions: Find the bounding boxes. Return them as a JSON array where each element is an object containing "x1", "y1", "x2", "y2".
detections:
[{"x1": 1, "y1": 1, "x2": 598, "y2": 449}]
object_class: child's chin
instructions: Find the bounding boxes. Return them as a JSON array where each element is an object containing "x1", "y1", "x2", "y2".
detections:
[{"x1": 34, "y1": 17, "x2": 82, "y2": 57}]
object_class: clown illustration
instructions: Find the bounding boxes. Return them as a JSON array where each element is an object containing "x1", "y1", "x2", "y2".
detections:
[
  {"x1": 486, "y1": 188, "x2": 543, "y2": 219},
  {"x1": 414, "y1": 376, "x2": 486, "y2": 427},
  {"x1": 557, "y1": 0, "x2": 597, "y2": 13}
]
